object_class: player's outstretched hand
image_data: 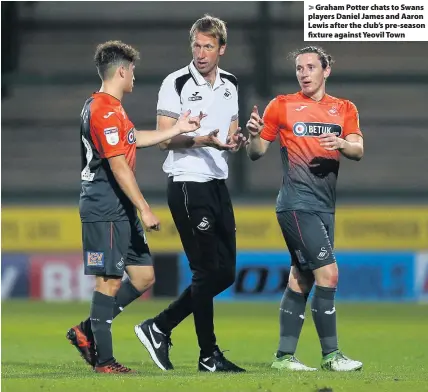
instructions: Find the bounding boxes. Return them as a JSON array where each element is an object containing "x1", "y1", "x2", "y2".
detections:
[
  {"x1": 246, "y1": 106, "x2": 264, "y2": 137},
  {"x1": 226, "y1": 127, "x2": 248, "y2": 152},
  {"x1": 318, "y1": 133, "x2": 345, "y2": 151},
  {"x1": 175, "y1": 110, "x2": 207, "y2": 134},
  {"x1": 140, "y1": 208, "x2": 161, "y2": 232},
  {"x1": 205, "y1": 129, "x2": 236, "y2": 151}
]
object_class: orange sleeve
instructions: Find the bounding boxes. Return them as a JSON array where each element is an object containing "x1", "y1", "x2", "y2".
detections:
[
  {"x1": 90, "y1": 111, "x2": 126, "y2": 159},
  {"x1": 260, "y1": 98, "x2": 280, "y2": 142},
  {"x1": 343, "y1": 101, "x2": 363, "y2": 138}
]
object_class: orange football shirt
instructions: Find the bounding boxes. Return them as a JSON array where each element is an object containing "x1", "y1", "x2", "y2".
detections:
[
  {"x1": 79, "y1": 92, "x2": 138, "y2": 222},
  {"x1": 260, "y1": 91, "x2": 362, "y2": 212}
]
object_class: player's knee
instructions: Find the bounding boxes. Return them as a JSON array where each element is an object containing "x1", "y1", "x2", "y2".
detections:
[
  {"x1": 288, "y1": 278, "x2": 308, "y2": 294},
  {"x1": 136, "y1": 275, "x2": 155, "y2": 291},
  {"x1": 314, "y1": 263, "x2": 339, "y2": 288},
  {"x1": 95, "y1": 276, "x2": 122, "y2": 296},
  {"x1": 288, "y1": 267, "x2": 313, "y2": 293},
  {"x1": 131, "y1": 270, "x2": 155, "y2": 292}
]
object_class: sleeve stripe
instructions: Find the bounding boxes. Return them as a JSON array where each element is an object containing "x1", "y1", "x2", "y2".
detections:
[{"x1": 157, "y1": 110, "x2": 180, "y2": 119}]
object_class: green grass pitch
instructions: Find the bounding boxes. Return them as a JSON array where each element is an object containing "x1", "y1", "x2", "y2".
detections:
[{"x1": 2, "y1": 300, "x2": 428, "y2": 391}]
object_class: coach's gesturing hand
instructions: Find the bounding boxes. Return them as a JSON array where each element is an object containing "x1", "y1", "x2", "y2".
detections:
[{"x1": 204, "y1": 129, "x2": 236, "y2": 151}]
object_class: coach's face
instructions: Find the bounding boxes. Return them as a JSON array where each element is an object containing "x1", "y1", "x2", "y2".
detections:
[
  {"x1": 191, "y1": 32, "x2": 226, "y2": 76},
  {"x1": 295, "y1": 53, "x2": 330, "y2": 97}
]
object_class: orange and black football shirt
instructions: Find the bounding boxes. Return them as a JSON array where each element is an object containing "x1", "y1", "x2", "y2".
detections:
[
  {"x1": 79, "y1": 92, "x2": 137, "y2": 222},
  {"x1": 260, "y1": 91, "x2": 363, "y2": 213}
]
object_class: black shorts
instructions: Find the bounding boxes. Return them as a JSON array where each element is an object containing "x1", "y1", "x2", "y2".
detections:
[
  {"x1": 82, "y1": 217, "x2": 152, "y2": 277},
  {"x1": 276, "y1": 210, "x2": 336, "y2": 271}
]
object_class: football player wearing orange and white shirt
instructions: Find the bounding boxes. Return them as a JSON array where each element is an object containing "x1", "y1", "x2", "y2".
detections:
[
  {"x1": 246, "y1": 46, "x2": 363, "y2": 372},
  {"x1": 66, "y1": 40, "x2": 206, "y2": 374}
]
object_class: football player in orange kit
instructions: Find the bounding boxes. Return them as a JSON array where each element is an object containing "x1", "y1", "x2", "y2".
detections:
[
  {"x1": 66, "y1": 40, "x2": 205, "y2": 374},
  {"x1": 246, "y1": 46, "x2": 363, "y2": 372}
]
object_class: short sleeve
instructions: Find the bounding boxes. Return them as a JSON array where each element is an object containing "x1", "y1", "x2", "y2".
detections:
[
  {"x1": 90, "y1": 111, "x2": 126, "y2": 159},
  {"x1": 260, "y1": 98, "x2": 280, "y2": 142},
  {"x1": 156, "y1": 76, "x2": 181, "y2": 119},
  {"x1": 343, "y1": 101, "x2": 363, "y2": 138}
]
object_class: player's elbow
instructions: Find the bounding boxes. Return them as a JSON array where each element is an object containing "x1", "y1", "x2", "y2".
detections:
[
  {"x1": 354, "y1": 146, "x2": 364, "y2": 161},
  {"x1": 247, "y1": 145, "x2": 263, "y2": 161},
  {"x1": 246, "y1": 147, "x2": 264, "y2": 161},
  {"x1": 248, "y1": 153, "x2": 261, "y2": 161},
  {"x1": 358, "y1": 147, "x2": 364, "y2": 160}
]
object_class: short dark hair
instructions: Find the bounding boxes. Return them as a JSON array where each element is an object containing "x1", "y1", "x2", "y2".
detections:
[
  {"x1": 288, "y1": 46, "x2": 334, "y2": 69},
  {"x1": 94, "y1": 40, "x2": 140, "y2": 80},
  {"x1": 190, "y1": 14, "x2": 227, "y2": 46}
]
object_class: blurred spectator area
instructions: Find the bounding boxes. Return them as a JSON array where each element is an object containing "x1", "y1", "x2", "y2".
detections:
[{"x1": 2, "y1": 1, "x2": 428, "y2": 203}]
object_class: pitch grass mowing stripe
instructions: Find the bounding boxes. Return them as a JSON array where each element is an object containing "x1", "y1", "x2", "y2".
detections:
[{"x1": 2, "y1": 301, "x2": 428, "y2": 391}]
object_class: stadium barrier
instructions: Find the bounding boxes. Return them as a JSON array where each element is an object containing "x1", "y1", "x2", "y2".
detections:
[
  {"x1": 1, "y1": 253, "x2": 179, "y2": 301},
  {"x1": 2, "y1": 251, "x2": 428, "y2": 302},
  {"x1": 179, "y1": 251, "x2": 423, "y2": 302},
  {"x1": 2, "y1": 206, "x2": 427, "y2": 302},
  {"x1": 2, "y1": 205, "x2": 428, "y2": 252}
]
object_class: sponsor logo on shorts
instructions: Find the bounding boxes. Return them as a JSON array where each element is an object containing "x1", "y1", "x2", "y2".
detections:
[
  {"x1": 292, "y1": 122, "x2": 342, "y2": 137},
  {"x1": 317, "y1": 247, "x2": 329, "y2": 261},
  {"x1": 116, "y1": 257, "x2": 124, "y2": 270},
  {"x1": 86, "y1": 251, "x2": 104, "y2": 267}
]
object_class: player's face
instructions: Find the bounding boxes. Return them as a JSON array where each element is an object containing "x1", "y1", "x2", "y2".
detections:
[
  {"x1": 122, "y1": 63, "x2": 135, "y2": 93},
  {"x1": 295, "y1": 53, "x2": 330, "y2": 97},
  {"x1": 191, "y1": 32, "x2": 226, "y2": 76}
]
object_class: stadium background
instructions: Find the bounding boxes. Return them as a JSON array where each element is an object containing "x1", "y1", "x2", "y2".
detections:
[{"x1": 2, "y1": 1, "x2": 427, "y2": 303}]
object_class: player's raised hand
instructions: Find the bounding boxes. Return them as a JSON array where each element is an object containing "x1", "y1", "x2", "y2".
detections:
[
  {"x1": 140, "y1": 208, "x2": 161, "y2": 232},
  {"x1": 246, "y1": 106, "x2": 264, "y2": 137},
  {"x1": 226, "y1": 127, "x2": 248, "y2": 152},
  {"x1": 318, "y1": 133, "x2": 345, "y2": 151},
  {"x1": 205, "y1": 129, "x2": 236, "y2": 151},
  {"x1": 175, "y1": 110, "x2": 207, "y2": 134}
]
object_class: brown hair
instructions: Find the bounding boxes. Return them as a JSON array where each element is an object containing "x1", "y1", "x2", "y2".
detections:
[
  {"x1": 94, "y1": 40, "x2": 140, "y2": 80},
  {"x1": 289, "y1": 46, "x2": 334, "y2": 69},
  {"x1": 189, "y1": 14, "x2": 227, "y2": 46}
]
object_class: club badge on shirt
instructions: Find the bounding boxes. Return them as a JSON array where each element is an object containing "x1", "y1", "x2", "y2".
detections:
[{"x1": 104, "y1": 127, "x2": 119, "y2": 145}]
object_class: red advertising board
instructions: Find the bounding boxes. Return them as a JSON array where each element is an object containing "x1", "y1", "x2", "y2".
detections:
[{"x1": 29, "y1": 254, "x2": 151, "y2": 301}]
